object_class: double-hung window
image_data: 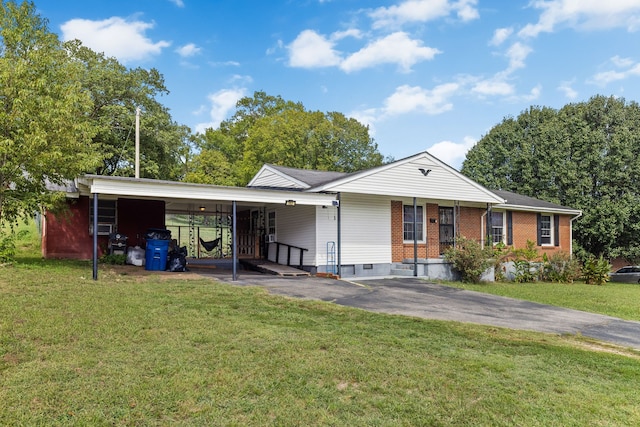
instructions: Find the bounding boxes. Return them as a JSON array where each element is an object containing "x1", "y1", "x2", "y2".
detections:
[
  {"x1": 403, "y1": 205, "x2": 424, "y2": 242},
  {"x1": 491, "y1": 211, "x2": 505, "y2": 244},
  {"x1": 539, "y1": 214, "x2": 552, "y2": 245}
]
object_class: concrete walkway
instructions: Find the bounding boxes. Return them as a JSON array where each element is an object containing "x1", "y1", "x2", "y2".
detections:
[{"x1": 199, "y1": 271, "x2": 640, "y2": 350}]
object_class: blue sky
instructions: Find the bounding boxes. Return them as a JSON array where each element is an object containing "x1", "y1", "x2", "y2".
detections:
[{"x1": 35, "y1": 0, "x2": 640, "y2": 169}]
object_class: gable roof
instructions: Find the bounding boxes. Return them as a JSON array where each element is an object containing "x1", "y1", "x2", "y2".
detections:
[
  {"x1": 492, "y1": 189, "x2": 581, "y2": 215},
  {"x1": 248, "y1": 152, "x2": 505, "y2": 205},
  {"x1": 248, "y1": 164, "x2": 350, "y2": 189}
]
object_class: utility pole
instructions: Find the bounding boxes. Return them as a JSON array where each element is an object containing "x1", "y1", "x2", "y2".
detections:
[{"x1": 135, "y1": 107, "x2": 141, "y2": 178}]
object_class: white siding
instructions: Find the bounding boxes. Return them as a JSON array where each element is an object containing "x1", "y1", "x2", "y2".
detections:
[
  {"x1": 315, "y1": 205, "x2": 338, "y2": 267},
  {"x1": 250, "y1": 168, "x2": 306, "y2": 189},
  {"x1": 268, "y1": 205, "x2": 317, "y2": 265},
  {"x1": 339, "y1": 193, "x2": 391, "y2": 265},
  {"x1": 322, "y1": 156, "x2": 502, "y2": 204}
]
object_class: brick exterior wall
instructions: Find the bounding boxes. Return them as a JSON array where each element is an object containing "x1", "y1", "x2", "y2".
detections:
[
  {"x1": 43, "y1": 196, "x2": 166, "y2": 260},
  {"x1": 391, "y1": 201, "x2": 487, "y2": 261},
  {"x1": 391, "y1": 200, "x2": 573, "y2": 261},
  {"x1": 510, "y1": 211, "x2": 571, "y2": 255},
  {"x1": 459, "y1": 207, "x2": 484, "y2": 241}
]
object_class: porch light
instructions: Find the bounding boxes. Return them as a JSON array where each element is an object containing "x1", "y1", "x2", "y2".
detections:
[
  {"x1": 285, "y1": 200, "x2": 296, "y2": 206},
  {"x1": 199, "y1": 206, "x2": 206, "y2": 212}
]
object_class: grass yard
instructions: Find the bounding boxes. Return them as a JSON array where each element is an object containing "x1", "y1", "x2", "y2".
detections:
[
  {"x1": 443, "y1": 280, "x2": 640, "y2": 322},
  {"x1": 1, "y1": 255, "x2": 640, "y2": 426},
  {"x1": 2, "y1": 222, "x2": 640, "y2": 425}
]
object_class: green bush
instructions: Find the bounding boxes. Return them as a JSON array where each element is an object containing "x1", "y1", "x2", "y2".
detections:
[
  {"x1": 541, "y1": 251, "x2": 582, "y2": 283},
  {"x1": 100, "y1": 253, "x2": 127, "y2": 265},
  {"x1": 444, "y1": 236, "x2": 493, "y2": 283},
  {"x1": 0, "y1": 232, "x2": 16, "y2": 263},
  {"x1": 582, "y1": 255, "x2": 611, "y2": 286},
  {"x1": 512, "y1": 240, "x2": 540, "y2": 283},
  {"x1": 491, "y1": 242, "x2": 511, "y2": 282}
]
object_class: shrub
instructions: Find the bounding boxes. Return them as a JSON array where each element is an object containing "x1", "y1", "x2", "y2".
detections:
[
  {"x1": 541, "y1": 251, "x2": 582, "y2": 283},
  {"x1": 0, "y1": 232, "x2": 16, "y2": 264},
  {"x1": 491, "y1": 242, "x2": 511, "y2": 282},
  {"x1": 444, "y1": 236, "x2": 493, "y2": 283},
  {"x1": 582, "y1": 255, "x2": 611, "y2": 286},
  {"x1": 512, "y1": 240, "x2": 541, "y2": 283},
  {"x1": 100, "y1": 253, "x2": 127, "y2": 265}
]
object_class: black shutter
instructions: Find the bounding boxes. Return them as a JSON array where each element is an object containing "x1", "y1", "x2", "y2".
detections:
[
  {"x1": 536, "y1": 213, "x2": 542, "y2": 246},
  {"x1": 554, "y1": 215, "x2": 560, "y2": 247},
  {"x1": 506, "y1": 211, "x2": 513, "y2": 245}
]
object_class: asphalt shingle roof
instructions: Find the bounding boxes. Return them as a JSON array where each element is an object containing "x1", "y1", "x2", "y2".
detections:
[
  {"x1": 492, "y1": 189, "x2": 577, "y2": 211},
  {"x1": 267, "y1": 164, "x2": 351, "y2": 187}
]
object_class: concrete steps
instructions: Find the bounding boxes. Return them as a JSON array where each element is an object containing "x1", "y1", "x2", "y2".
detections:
[{"x1": 390, "y1": 263, "x2": 415, "y2": 276}]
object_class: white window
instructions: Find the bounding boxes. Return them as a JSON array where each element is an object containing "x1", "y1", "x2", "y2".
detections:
[
  {"x1": 540, "y1": 214, "x2": 552, "y2": 245},
  {"x1": 267, "y1": 211, "x2": 276, "y2": 236},
  {"x1": 403, "y1": 205, "x2": 424, "y2": 242},
  {"x1": 491, "y1": 211, "x2": 505, "y2": 244}
]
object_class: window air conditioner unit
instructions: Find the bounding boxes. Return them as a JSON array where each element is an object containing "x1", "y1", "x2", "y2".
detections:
[
  {"x1": 266, "y1": 234, "x2": 276, "y2": 243},
  {"x1": 90, "y1": 223, "x2": 113, "y2": 236}
]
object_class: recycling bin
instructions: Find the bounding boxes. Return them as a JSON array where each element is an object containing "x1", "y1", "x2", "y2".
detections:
[{"x1": 145, "y1": 239, "x2": 170, "y2": 271}]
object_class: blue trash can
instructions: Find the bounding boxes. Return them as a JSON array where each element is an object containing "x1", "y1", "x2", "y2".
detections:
[{"x1": 145, "y1": 239, "x2": 170, "y2": 271}]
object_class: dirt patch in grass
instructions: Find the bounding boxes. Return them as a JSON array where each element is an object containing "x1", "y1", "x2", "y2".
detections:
[{"x1": 102, "y1": 264, "x2": 214, "y2": 282}]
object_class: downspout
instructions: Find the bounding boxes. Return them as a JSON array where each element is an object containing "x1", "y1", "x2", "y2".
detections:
[
  {"x1": 480, "y1": 210, "x2": 487, "y2": 247},
  {"x1": 413, "y1": 197, "x2": 418, "y2": 277},
  {"x1": 569, "y1": 212, "x2": 583, "y2": 258},
  {"x1": 337, "y1": 192, "x2": 341, "y2": 278},
  {"x1": 232, "y1": 200, "x2": 237, "y2": 281},
  {"x1": 93, "y1": 193, "x2": 98, "y2": 281}
]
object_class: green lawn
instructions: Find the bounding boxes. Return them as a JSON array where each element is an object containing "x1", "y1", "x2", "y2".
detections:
[
  {"x1": 443, "y1": 280, "x2": 640, "y2": 322},
  {"x1": 2, "y1": 222, "x2": 640, "y2": 425},
  {"x1": 2, "y1": 255, "x2": 640, "y2": 425}
]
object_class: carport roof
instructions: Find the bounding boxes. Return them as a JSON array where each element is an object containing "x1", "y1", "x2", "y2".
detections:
[{"x1": 75, "y1": 175, "x2": 338, "y2": 207}]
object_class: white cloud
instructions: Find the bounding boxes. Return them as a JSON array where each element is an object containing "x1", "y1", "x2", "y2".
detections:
[
  {"x1": 340, "y1": 32, "x2": 441, "y2": 73},
  {"x1": 287, "y1": 30, "x2": 342, "y2": 68},
  {"x1": 369, "y1": 0, "x2": 478, "y2": 29},
  {"x1": 558, "y1": 80, "x2": 578, "y2": 99},
  {"x1": 330, "y1": 29, "x2": 363, "y2": 41},
  {"x1": 176, "y1": 43, "x2": 201, "y2": 58},
  {"x1": 590, "y1": 56, "x2": 640, "y2": 85},
  {"x1": 383, "y1": 83, "x2": 459, "y2": 116},
  {"x1": 611, "y1": 55, "x2": 635, "y2": 68},
  {"x1": 427, "y1": 136, "x2": 477, "y2": 170},
  {"x1": 490, "y1": 27, "x2": 513, "y2": 46},
  {"x1": 194, "y1": 88, "x2": 247, "y2": 133},
  {"x1": 348, "y1": 108, "x2": 379, "y2": 136},
  {"x1": 60, "y1": 17, "x2": 170, "y2": 63},
  {"x1": 519, "y1": 0, "x2": 640, "y2": 38},
  {"x1": 169, "y1": 0, "x2": 185, "y2": 7},
  {"x1": 471, "y1": 79, "x2": 514, "y2": 96},
  {"x1": 504, "y1": 42, "x2": 532, "y2": 73}
]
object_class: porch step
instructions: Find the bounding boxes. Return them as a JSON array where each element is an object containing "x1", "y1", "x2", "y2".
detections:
[{"x1": 390, "y1": 263, "x2": 415, "y2": 276}]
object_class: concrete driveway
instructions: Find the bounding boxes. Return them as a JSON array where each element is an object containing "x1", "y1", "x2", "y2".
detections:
[{"x1": 202, "y1": 271, "x2": 640, "y2": 351}]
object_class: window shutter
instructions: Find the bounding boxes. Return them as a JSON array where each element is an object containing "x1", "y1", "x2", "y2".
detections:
[
  {"x1": 554, "y1": 215, "x2": 560, "y2": 247},
  {"x1": 506, "y1": 211, "x2": 513, "y2": 245},
  {"x1": 536, "y1": 213, "x2": 542, "y2": 246}
]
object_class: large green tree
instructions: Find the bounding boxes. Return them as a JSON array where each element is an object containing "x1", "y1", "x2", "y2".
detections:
[
  {"x1": 189, "y1": 91, "x2": 385, "y2": 185},
  {"x1": 462, "y1": 95, "x2": 640, "y2": 261},
  {"x1": 65, "y1": 41, "x2": 191, "y2": 180},
  {"x1": 0, "y1": 1, "x2": 100, "y2": 224}
]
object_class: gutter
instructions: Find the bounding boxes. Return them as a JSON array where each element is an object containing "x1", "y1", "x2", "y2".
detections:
[{"x1": 569, "y1": 211, "x2": 583, "y2": 258}]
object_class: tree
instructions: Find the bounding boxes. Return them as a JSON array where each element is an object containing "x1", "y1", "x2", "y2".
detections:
[
  {"x1": 0, "y1": 1, "x2": 100, "y2": 225},
  {"x1": 189, "y1": 91, "x2": 385, "y2": 185},
  {"x1": 65, "y1": 41, "x2": 191, "y2": 180},
  {"x1": 461, "y1": 95, "x2": 640, "y2": 261}
]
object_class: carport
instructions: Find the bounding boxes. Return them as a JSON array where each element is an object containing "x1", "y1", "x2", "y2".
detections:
[{"x1": 76, "y1": 175, "x2": 338, "y2": 281}]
